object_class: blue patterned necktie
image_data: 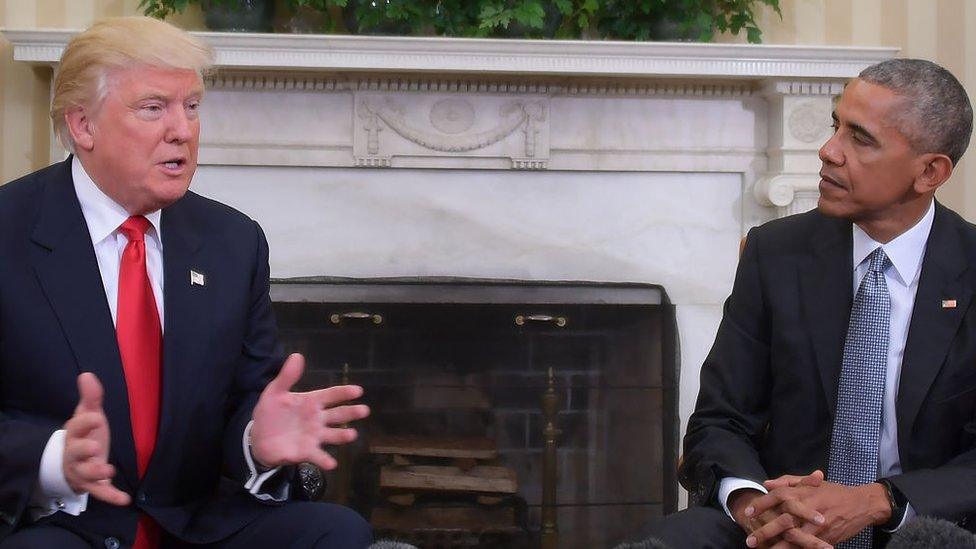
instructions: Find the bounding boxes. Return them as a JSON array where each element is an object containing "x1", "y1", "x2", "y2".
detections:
[{"x1": 827, "y1": 246, "x2": 891, "y2": 549}]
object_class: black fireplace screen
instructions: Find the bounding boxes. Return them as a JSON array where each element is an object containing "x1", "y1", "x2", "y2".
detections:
[{"x1": 271, "y1": 278, "x2": 679, "y2": 549}]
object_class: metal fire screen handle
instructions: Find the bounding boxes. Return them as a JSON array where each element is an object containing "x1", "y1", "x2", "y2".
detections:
[
  {"x1": 329, "y1": 311, "x2": 384, "y2": 325},
  {"x1": 514, "y1": 314, "x2": 568, "y2": 328}
]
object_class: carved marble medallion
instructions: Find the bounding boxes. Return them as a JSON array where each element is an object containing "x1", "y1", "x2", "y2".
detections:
[
  {"x1": 429, "y1": 98, "x2": 476, "y2": 134},
  {"x1": 788, "y1": 100, "x2": 830, "y2": 143}
]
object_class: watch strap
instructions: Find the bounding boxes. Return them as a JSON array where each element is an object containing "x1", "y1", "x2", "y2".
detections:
[{"x1": 877, "y1": 478, "x2": 907, "y2": 531}]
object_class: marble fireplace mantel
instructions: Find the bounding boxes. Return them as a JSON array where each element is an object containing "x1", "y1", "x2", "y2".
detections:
[{"x1": 6, "y1": 30, "x2": 895, "y2": 219}]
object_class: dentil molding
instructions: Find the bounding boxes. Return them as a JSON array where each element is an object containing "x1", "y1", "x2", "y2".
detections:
[{"x1": 4, "y1": 28, "x2": 896, "y2": 79}]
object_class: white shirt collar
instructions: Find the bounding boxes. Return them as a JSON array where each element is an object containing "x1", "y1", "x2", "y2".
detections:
[
  {"x1": 852, "y1": 200, "x2": 935, "y2": 287},
  {"x1": 71, "y1": 156, "x2": 162, "y2": 245}
]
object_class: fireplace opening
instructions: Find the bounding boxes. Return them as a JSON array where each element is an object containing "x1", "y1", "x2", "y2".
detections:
[{"x1": 271, "y1": 278, "x2": 679, "y2": 549}]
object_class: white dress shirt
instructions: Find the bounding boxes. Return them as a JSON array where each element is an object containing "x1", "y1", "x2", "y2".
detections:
[
  {"x1": 29, "y1": 157, "x2": 285, "y2": 519},
  {"x1": 718, "y1": 200, "x2": 935, "y2": 529}
]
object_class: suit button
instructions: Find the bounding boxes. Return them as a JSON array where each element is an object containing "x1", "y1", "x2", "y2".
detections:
[
  {"x1": 136, "y1": 493, "x2": 147, "y2": 503},
  {"x1": 104, "y1": 537, "x2": 120, "y2": 549}
]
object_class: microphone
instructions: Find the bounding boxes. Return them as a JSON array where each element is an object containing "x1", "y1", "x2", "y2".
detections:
[
  {"x1": 612, "y1": 537, "x2": 673, "y2": 549},
  {"x1": 886, "y1": 516, "x2": 976, "y2": 549}
]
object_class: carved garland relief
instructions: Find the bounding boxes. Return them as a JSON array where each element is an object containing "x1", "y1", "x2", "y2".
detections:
[{"x1": 355, "y1": 94, "x2": 550, "y2": 168}]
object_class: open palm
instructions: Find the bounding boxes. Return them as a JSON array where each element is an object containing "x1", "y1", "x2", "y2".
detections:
[{"x1": 249, "y1": 354, "x2": 370, "y2": 471}]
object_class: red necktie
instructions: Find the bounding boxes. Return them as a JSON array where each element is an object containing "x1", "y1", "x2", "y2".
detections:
[{"x1": 116, "y1": 216, "x2": 162, "y2": 549}]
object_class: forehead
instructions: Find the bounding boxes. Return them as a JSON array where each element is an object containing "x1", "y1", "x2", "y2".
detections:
[
  {"x1": 835, "y1": 79, "x2": 905, "y2": 131},
  {"x1": 107, "y1": 65, "x2": 204, "y2": 98}
]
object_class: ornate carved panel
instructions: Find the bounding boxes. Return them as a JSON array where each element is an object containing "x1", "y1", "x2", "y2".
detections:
[{"x1": 354, "y1": 93, "x2": 550, "y2": 169}]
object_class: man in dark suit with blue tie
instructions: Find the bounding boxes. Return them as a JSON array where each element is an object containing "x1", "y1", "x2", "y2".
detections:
[
  {"x1": 645, "y1": 59, "x2": 976, "y2": 548},
  {"x1": 0, "y1": 16, "x2": 372, "y2": 548}
]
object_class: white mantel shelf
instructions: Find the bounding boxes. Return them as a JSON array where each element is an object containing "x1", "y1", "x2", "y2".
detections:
[{"x1": 4, "y1": 28, "x2": 896, "y2": 79}]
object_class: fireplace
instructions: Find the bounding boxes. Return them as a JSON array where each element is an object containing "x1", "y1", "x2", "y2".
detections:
[
  {"x1": 271, "y1": 278, "x2": 678, "y2": 548},
  {"x1": 3, "y1": 30, "x2": 895, "y2": 513}
]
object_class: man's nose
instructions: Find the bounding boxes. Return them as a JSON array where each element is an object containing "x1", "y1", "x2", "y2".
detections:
[
  {"x1": 165, "y1": 109, "x2": 194, "y2": 143},
  {"x1": 819, "y1": 132, "x2": 843, "y2": 166}
]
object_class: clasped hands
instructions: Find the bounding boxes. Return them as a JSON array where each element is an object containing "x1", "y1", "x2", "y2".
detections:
[
  {"x1": 729, "y1": 470, "x2": 893, "y2": 549},
  {"x1": 63, "y1": 353, "x2": 370, "y2": 504}
]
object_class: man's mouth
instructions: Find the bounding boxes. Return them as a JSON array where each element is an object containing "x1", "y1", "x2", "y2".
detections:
[
  {"x1": 820, "y1": 172, "x2": 844, "y2": 189},
  {"x1": 160, "y1": 158, "x2": 186, "y2": 171}
]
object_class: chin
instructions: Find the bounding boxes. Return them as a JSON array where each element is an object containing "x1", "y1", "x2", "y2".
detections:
[
  {"x1": 145, "y1": 181, "x2": 192, "y2": 211},
  {"x1": 816, "y1": 197, "x2": 845, "y2": 218}
]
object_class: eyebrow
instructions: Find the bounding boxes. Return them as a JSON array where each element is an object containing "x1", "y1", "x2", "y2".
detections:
[
  {"x1": 832, "y1": 111, "x2": 879, "y2": 144},
  {"x1": 134, "y1": 93, "x2": 169, "y2": 103}
]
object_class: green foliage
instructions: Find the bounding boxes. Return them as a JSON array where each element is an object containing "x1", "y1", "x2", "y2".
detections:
[
  {"x1": 140, "y1": 0, "x2": 781, "y2": 43},
  {"x1": 140, "y1": 0, "x2": 191, "y2": 18}
]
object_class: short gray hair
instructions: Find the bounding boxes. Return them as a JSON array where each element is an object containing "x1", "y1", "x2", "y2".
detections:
[{"x1": 859, "y1": 58, "x2": 973, "y2": 166}]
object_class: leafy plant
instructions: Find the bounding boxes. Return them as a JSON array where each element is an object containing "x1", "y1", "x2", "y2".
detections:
[
  {"x1": 141, "y1": 0, "x2": 781, "y2": 43},
  {"x1": 140, "y1": 0, "x2": 193, "y2": 18},
  {"x1": 597, "y1": 0, "x2": 780, "y2": 42}
]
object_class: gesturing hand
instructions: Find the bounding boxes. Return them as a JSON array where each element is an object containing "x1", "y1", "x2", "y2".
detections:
[
  {"x1": 249, "y1": 353, "x2": 371, "y2": 471},
  {"x1": 63, "y1": 373, "x2": 131, "y2": 506}
]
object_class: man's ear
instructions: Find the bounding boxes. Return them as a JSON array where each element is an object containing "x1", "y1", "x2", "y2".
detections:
[
  {"x1": 913, "y1": 153, "x2": 954, "y2": 195},
  {"x1": 64, "y1": 105, "x2": 95, "y2": 152}
]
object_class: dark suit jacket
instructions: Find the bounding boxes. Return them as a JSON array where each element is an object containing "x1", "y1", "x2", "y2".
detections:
[
  {"x1": 680, "y1": 203, "x2": 976, "y2": 528},
  {"x1": 0, "y1": 158, "x2": 287, "y2": 545}
]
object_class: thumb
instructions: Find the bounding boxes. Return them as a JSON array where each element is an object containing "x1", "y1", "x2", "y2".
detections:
[
  {"x1": 76, "y1": 372, "x2": 104, "y2": 413},
  {"x1": 800, "y1": 469, "x2": 825, "y2": 487},
  {"x1": 265, "y1": 353, "x2": 305, "y2": 394}
]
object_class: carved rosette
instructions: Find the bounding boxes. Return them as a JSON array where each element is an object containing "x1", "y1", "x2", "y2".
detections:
[
  {"x1": 788, "y1": 100, "x2": 831, "y2": 144},
  {"x1": 354, "y1": 92, "x2": 550, "y2": 169}
]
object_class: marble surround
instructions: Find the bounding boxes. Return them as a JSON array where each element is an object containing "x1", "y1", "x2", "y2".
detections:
[{"x1": 3, "y1": 30, "x2": 897, "y2": 501}]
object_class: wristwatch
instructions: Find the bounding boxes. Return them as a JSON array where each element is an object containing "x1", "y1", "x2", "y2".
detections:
[{"x1": 877, "y1": 478, "x2": 908, "y2": 531}]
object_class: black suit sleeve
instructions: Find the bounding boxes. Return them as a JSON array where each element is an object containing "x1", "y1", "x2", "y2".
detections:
[
  {"x1": 888, "y1": 406, "x2": 976, "y2": 523},
  {"x1": 680, "y1": 227, "x2": 773, "y2": 506},
  {"x1": 0, "y1": 235, "x2": 56, "y2": 532},
  {"x1": 220, "y1": 220, "x2": 286, "y2": 483},
  {"x1": 0, "y1": 417, "x2": 57, "y2": 535}
]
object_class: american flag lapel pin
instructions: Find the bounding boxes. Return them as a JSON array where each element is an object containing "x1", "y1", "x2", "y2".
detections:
[
  {"x1": 942, "y1": 299, "x2": 957, "y2": 309},
  {"x1": 190, "y1": 270, "x2": 206, "y2": 287}
]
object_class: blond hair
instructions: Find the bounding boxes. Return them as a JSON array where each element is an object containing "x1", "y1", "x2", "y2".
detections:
[{"x1": 51, "y1": 16, "x2": 214, "y2": 153}]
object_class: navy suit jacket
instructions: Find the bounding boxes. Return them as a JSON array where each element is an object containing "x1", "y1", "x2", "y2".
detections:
[
  {"x1": 681, "y1": 204, "x2": 976, "y2": 528},
  {"x1": 0, "y1": 158, "x2": 286, "y2": 545}
]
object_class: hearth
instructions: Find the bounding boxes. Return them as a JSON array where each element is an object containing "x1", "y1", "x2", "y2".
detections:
[{"x1": 271, "y1": 278, "x2": 678, "y2": 548}]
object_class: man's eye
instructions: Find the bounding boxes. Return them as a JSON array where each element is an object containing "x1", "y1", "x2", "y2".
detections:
[
  {"x1": 139, "y1": 104, "x2": 164, "y2": 117},
  {"x1": 830, "y1": 123, "x2": 839, "y2": 133}
]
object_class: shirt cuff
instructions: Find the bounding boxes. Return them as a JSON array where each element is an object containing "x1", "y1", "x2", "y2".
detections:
[
  {"x1": 883, "y1": 502, "x2": 915, "y2": 532},
  {"x1": 242, "y1": 421, "x2": 289, "y2": 502},
  {"x1": 718, "y1": 477, "x2": 767, "y2": 521},
  {"x1": 29, "y1": 430, "x2": 88, "y2": 519}
]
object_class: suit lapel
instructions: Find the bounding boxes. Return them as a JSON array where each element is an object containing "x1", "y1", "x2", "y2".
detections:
[
  {"x1": 146, "y1": 200, "x2": 210, "y2": 480},
  {"x1": 897, "y1": 203, "x2": 972, "y2": 448},
  {"x1": 799, "y1": 214, "x2": 853, "y2": 415},
  {"x1": 29, "y1": 159, "x2": 139, "y2": 490}
]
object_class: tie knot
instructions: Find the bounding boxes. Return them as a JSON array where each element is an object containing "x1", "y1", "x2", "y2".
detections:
[
  {"x1": 867, "y1": 247, "x2": 891, "y2": 274},
  {"x1": 119, "y1": 216, "x2": 151, "y2": 243}
]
